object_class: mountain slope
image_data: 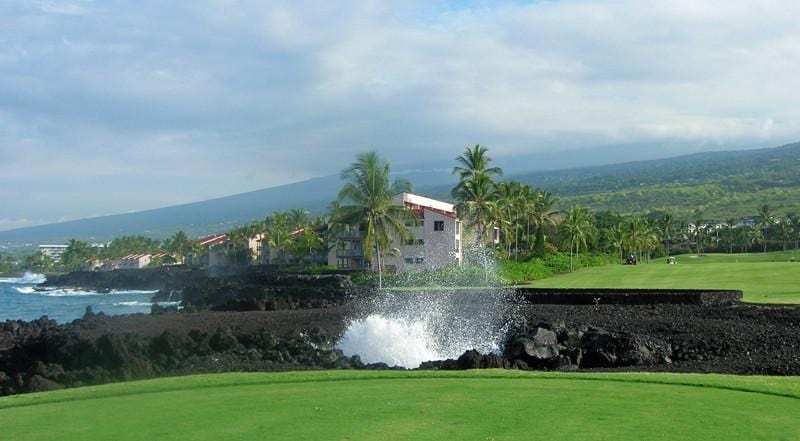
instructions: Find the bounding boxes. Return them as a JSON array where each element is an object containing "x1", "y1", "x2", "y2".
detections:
[{"x1": 2, "y1": 142, "x2": 799, "y2": 246}]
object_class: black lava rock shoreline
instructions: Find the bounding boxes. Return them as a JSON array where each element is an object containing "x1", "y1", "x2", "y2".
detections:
[{"x1": 1, "y1": 270, "x2": 799, "y2": 396}]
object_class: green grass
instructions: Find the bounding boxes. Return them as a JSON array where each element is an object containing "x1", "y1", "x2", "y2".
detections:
[
  {"x1": 1, "y1": 371, "x2": 799, "y2": 440},
  {"x1": 653, "y1": 251, "x2": 800, "y2": 264},
  {"x1": 525, "y1": 254, "x2": 800, "y2": 303}
]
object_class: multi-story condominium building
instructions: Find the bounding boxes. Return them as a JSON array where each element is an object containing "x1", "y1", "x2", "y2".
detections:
[
  {"x1": 38, "y1": 244, "x2": 69, "y2": 263},
  {"x1": 331, "y1": 192, "x2": 463, "y2": 272}
]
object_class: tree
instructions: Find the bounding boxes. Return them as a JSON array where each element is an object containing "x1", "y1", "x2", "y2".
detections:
[
  {"x1": 166, "y1": 231, "x2": 191, "y2": 264},
  {"x1": 61, "y1": 239, "x2": 95, "y2": 271},
  {"x1": 530, "y1": 190, "x2": 558, "y2": 257},
  {"x1": 288, "y1": 208, "x2": 310, "y2": 230},
  {"x1": 337, "y1": 151, "x2": 411, "y2": 289},
  {"x1": 776, "y1": 217, "x2": 794, "y2": 252},
  {"x1": 455, "y1": 173, "x2": 499, "y2": 244},
  {"x1": 602, "y1": 223, "x2": 626, "y2": 261},
  {"x1": 560, "y1": 207, "x2": 597, "y2": 272},
  {"x1": 451, "y1": 144, "x2": 503, "y2": 199},
  {"x1": 293, "y1": 229, "x2": 324, "y2": 265},
  {"x1": 725, "y1": 218, "x2": 737, "y2": 254},
  {"x1": 757, "y1": 204, "x2": 774, "y2": 253},
  {"x1": 659, "y1": 214, "x2": 675, "y2": 257}
]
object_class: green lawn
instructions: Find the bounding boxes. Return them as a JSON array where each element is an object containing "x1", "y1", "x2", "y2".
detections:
[
  {"x1": 525, "y1": 254, "x2": 800, "y2": 304},
  {"x1": 653, "y1": 251, "x2": 800, "y2": 264},
  {"x1": 1, "y1": 371, "x2": 799, "y2": 440}
]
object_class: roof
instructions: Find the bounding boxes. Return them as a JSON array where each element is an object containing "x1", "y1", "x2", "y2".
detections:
[
  {"x1": 197, "y1": 234, "x2": 229, "y2": 247},
  {"x1": 394, "y1": 192, "x2": 456, "y2": 214}
]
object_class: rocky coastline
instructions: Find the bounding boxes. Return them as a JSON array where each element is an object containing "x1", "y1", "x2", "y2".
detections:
[{"x1": 1, "y1": 268, "x2": 798, "y2": 396}]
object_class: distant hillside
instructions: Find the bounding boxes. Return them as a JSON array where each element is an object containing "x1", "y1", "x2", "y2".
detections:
[
  {"x1": 0, "y1": 175, "x2": 341, "y2": 246},
  {"x1": 2, "y1": 141, "x2": 799, "y2": 246},
  {"x1": 516, "y1": 142, "x2": 800, "y2": 219}
]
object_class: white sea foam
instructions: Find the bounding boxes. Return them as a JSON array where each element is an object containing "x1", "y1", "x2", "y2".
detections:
[
  {"x1": 14, "y1": 287, "x2": 36, "y2": 294},
  {"x1": 18, "y1": 288, "x2": 158, "y2": 297},
  {"x1": 0, "y1": 272, "x2": 46, "y2": 284},
  {"x1": 337, "y1": 289, "x2": 519, "y2": 369},
  {"x1": 113, "y1": 300, "x2": 179, "y2": 307}
]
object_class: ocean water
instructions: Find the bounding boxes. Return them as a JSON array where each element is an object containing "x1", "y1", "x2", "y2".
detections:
[{"x1": 0, "y1": 272, "x2": 179, "y2": 324}]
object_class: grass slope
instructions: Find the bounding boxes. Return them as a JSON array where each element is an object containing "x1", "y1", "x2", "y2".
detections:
[
  {"x1": 526, "y1": 253, "x2": 800, "y2": 303},
  {"x1": 1, "y1": 371, "x2": 799, "y2": 441}
]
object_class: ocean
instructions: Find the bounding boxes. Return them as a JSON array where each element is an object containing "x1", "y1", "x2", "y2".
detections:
[{"x1": 0, "y1": 272, "x2": 179, "y2": 324}]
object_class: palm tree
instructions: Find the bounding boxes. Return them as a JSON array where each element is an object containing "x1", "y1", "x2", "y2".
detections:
[
  {"x1": 776, "y1": 218, "x2": 794, "y2": 252},
  {"x1": 693, "y1": 217, "x2": 705, "y2": 255},
  {"x1": 724, "y1": 218, "x2": 737, "y2": 254},
  {"x1": 603, "y1": 223, "x2": 626, "y2": 261},
  {"x1": 337, "y1": 151, "x2": 411, "y2": 289},
  {"x1": 659, "y1": 214, "x2": 675, "y2": 257},
  {"x1": 530, "y1": 190, "x2": 559, "y2": 257},
  {"x1": 560, "y1": 207, "x2": 597, "y2": 272},
  {"x1": 757, "y1": 205, "x2": 774, "y2": 253},
  {"x1": 455, "y1": 173, "x2": 499, "y2": 244},
  {"x1": 747, "y1": 225, "x2": 763, "y2": 253},
  {"x1": 293, "y1": 229, "x2": 324, "y2": 265},
  {"x1": 288, "y1": 208, "x2": 310, "y2": 230},
  {"x1": 451, "y1": 144, "x2": 503, "y2": 198},
  {"x1": 165, "y1": 231, "x2": 191, "y2": 264}
]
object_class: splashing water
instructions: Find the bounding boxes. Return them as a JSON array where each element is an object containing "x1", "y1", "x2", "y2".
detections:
[
  {"x1": 338, "y1": 287, "x2": 519, "y2": 369},
  {"x1": 0, "y1": 272, "x2": 46, "y2": 285}
]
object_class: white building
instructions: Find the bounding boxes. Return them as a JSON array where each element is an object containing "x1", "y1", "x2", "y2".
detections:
[
  {"x1": 332, "y1": 192, "x2": 463, "y2": 272},
  {"x1": 118, "y1": 254, "x2": 152, "y2": 269},
  {"x1": 38, "y1": 245, "x2": 68, "y2": 262}
]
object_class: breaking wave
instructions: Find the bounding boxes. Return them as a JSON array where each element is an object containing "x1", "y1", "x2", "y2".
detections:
[
  {"x1": 0, "y1": 272, "x2": 46, "y2": 285},
  {"x1": 17, "y1": 288, "x2": 158, "y2": 297}
]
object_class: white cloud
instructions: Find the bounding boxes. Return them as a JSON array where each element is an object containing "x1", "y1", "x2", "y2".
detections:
[{"x1": 1, "y1": 0, "x2": 800, "y2": 225}]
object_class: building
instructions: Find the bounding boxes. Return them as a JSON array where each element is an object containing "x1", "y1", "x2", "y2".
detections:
[
  {"x1": 38, "y1": 245, "x2": 68, "y2": 263},
  {"x1": 189, "y1": 234, "x2": 229, "y2": 267},
  {"x1": 331, "y1": 192, "x2": 463, "y2": 272},
  {"x1": 118, "y1": 254, "x2": 152, "y2": 269}
]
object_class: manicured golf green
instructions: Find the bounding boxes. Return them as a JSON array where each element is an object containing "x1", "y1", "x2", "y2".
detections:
[
  {"x1": 1, "y1": 371, "x2": 798, "y2": 440},
  {"x1": 527, "y1": 255, "x2": 800, "y2": 303}
]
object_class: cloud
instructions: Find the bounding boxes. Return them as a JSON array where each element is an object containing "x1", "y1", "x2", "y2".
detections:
[{"x1": 1, "y1": 0, "x2": 799, "y2": 227}]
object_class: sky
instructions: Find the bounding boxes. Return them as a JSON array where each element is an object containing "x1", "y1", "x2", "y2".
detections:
[{"x1": 2, "y1": 0, "x2": 800, "y2": 230}]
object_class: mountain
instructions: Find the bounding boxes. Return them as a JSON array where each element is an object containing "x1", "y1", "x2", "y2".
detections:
[
  {"x1": 2, "y1": 141, "x2": 799, "y2": 246},
  {"x1": 516, "y1": 141, "x2": 800, "y2": 219}
]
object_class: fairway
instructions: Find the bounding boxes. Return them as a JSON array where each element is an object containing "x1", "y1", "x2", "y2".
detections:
[
  {"x1": 1, "y1": 371, "x2": 799, "y2": 441},
  {"x1": 527, "y1": 255, "x2": 800, "y2": 303}
]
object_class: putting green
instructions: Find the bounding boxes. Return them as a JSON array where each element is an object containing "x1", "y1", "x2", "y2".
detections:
[
  {"x1": 1, "y1": 371, "x2": 799, "y2": 440},
  {"x1": 526, "y1": 259, "x2": 800, "y2": 303}
]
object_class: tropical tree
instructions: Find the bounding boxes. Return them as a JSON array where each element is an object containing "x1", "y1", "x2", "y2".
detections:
[
  {"x1": 692, "y1": 217, "x2": 706, "y2": 255},
  {"x1": 451, "y1": 144, "x2": 503, "y2": 198},
  {"x1": 265, "y1": 218, "x2": 293, "y2": 264},
  {"x1": 165, "y1": 231, "x2": 191, "y2": 264},
  {"x1": 757, "y1": 204, "x2": 774, "y2": 253},
  {"x1": 455, "y1": 173, "x2": 499, "y2": 244},
  {"x1": 288, "y1": 208, "x2": 310, "y2": 230},
  {"x1": 747, "y1": 225, "x2": 763, "y2": 253},
  {"x1": 337, "y1": 151, "x2": 411, "y2": 289},
  {"x1": 560, "y1": 207, "x2": 597, "y2": 272},
  {"x1": 659, "y1": 214, "x2": 675, "y2": 257},
  {"x1": 724, "y1": 218, "x2": 737, "y2": 254},
  {"x1": 530, "y1": 190, "x2": 558, "y2": 257},
  {"x1": 293, "y1": 229, "x2": 324, "y2": 265},
  {"x1": 602, "y1": 223, "x2": 626, "y2": 261},
  {"x1": 776, "y1": 217, "x2": 794, "y2": 252},
  {"x1": 61, "y1": 239, "x2": 96, "y2": 271}
]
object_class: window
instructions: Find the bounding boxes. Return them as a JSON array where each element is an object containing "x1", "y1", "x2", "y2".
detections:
[
  {"x1": 434, "y1": 221, "x2": 445, "y2": 231},
  {"x1": 406, "y1": 238, "x2": 424, "y2": 246},
  {"x1": 404, "y1": 257, "x2": 414, "y2": 264},
  {"x1": 455, "y1": 239, "x2": 460, "y2": 251},
  {"x1": 416, "y1": 239, "x2": 424, "y2": 246},
  {"x1": 414, "y1": 257, "x2": 424, "y2": 264}
]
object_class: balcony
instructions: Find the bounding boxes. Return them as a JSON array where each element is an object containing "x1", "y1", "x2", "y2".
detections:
[{"x1": 337, "y1": 249, "x2": 364, "y2": 258}]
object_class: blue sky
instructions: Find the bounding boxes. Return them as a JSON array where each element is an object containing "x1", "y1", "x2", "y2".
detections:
[{"x1": 2, "y1": 0, "x2": 799, "y2": 230}]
